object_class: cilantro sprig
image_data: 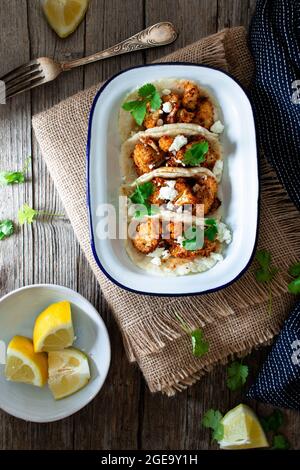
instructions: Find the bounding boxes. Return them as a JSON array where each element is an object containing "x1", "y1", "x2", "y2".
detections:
[
  {"x1": 129, "y1": 181, "x2": 157, "y2": 218},
  {"x1": 175, "y1": 312, "x2": 209, "y2": 357},
  {"x1": 0, "y1": 219, "x2": 14, "y2": 240},
  {"x1": 259, "y1": 409, "x2": 290, "y2": 450},
  {"x1": 18, "y1": 203, "x2": 65, "y2": 225},
  {"x1": 183, "y1": 141, "x2": 209, "y2": 166},
  {"x1": 254, "y1": 249, "x2": 278, "y2": 314},
  {"x1": 0, "y1": 156, "x2": 31, "y2": 186},
  {"x1": 226, "y1": 360, "x2": 249, "y2": 391},
  {"x1": 122, "y1": 83, "x2": 162, "y2": 126},
  {"x1": 288, "y1": 261, "x2": 300, "y2": 295},
  {"x1": 182, "y1": 219, "x2": 218, "y2": 251},
  {"x1": 202, "y1": 409, "x2": 224, "y2": 442}
]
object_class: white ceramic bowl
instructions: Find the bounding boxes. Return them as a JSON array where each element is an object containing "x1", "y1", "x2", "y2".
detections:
[
  {"x1": 0, "y1": 284, "x2": 111, "y2": 422},
  {"x1": 87, "y1": 64, "x2": 259, "y2": 295}
]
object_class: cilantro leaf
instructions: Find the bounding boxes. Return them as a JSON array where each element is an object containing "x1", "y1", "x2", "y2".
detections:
[
  {"x1": 183, "y1": 141, "x2": 209, "y2": 166},
  {"x1": 260, "y1": 409, "x2": 283, "y2": 434},
  {"x1": 288, "y1": 262, "x2": 300, "y2": 278},
  {"x1": 122, "y1": 84, "x2": 161, "y2": 125},
  {"x1": 255, "y1": 250, "x2": 278, "y2": 283},
  {"x1": 288, "y1": 277, "x2": 300, "y2": 295},
  {"x1": 202, "y1": 409, "x2": 224, "y2": 442},
  {"x1": 272, "y1": 434, "x2": 290, "y2": 450},
  {"x1": 0, "y1": 219, "x2": 14, "y2": 240},
  {"x1": 138, "y1": 83, "x2": 156, "y2": 97},
  {"x1": 122, "y1": 100, "x2": 147, "y2": 126},
  {"x1": 226, "y1": 361, "x2": 249, "y2": 391},
  {"x1": 129, "y1": 182, "x2": 154, "y2": 205},
  {"x1": 204, "y1": 218, "x2": 218, "y2": 241},
  {"x1": 150, "y1": 91, "x2": 162, "y2": 110},
  {"x1": 191, "y1": 329, "x2": 209, "y2": 357},
  {"x1": 0, "y1": 156, "x2": 31, "y2": 186},
  {"x1": 18, "y1": 204, "x2": 38, "y2": 225},
  {"x1": 182, "y1": 226, "x2": 204, "y2": 251},
  {"x1": 134, "y1": 202, "x2": 159, "y2": 219}
]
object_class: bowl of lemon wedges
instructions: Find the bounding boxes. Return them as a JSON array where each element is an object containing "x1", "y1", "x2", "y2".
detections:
[{"x1": 0, "y1": 284, "x2": 110, "y2": 422}]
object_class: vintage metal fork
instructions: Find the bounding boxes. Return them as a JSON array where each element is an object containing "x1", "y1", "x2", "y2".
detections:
[{"x1": 0, "y1": 22, "x2": 177, "y2": 100}]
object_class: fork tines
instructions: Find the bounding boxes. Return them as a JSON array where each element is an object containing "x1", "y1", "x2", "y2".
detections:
[{"x1": 0, "y1": 60, "x2": 45, "y2": 100}]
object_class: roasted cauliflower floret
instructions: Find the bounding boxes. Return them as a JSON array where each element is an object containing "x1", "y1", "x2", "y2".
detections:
[
  {"x1": 158, "y1": 135, "x2": 174, "y2": 153},
  {"x1": 173, "y1": 178, "x2": 198, "y2": 207},
  {"x1": 132, "y1": 219, "x2": 160, "y2": 254},
  {"x1": 162, "y1": 93, "x2": 181, "y2": 124},
  {"x1": 193, "y1": 175, "x2": 218, "y2": 215},
  {"x1": 177, "y1": 108, "x2": 195, "y2": 123},
  {"x1": 148, "y1": 178, "x2": 166, "y2": 205},
  {"x1": 182, "y1": 81, "x2": 200, "y2": 111},
  {"x1": 143, "y1": 107, "x2": 161, "y2": 129},
  {"x1": 169, "y1": 239, "x2": 219, "y2": 259},
  {"x1": 195, "y1": 97, "x2": 214, "y2": 129},
  {"x1": 132, "y1": 138, "x2": 164, "y2": 175}
]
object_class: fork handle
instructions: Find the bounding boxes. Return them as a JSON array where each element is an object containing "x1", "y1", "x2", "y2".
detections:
[{"x1": 60, "y1": 22, "x2": 177, "y2": 72}]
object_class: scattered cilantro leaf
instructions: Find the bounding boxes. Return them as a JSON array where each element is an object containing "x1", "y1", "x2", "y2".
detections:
[
  {"x1": 204, "y1": 218, "x2": 218, "y2": 241},
  {"x1": 254, "y1": 250, "x2": 278, "y2": 314},
  {"x1": 175, "y1": 312, "x2": 209, "y2": 358},
  {"x1": 260, "y1": 409, "x2": 283, "y2": 434},
  {"x1": 288, "y1": 262, "x2": 300, "y2": 278},
  {"x1": 288, "y1": 278, "x2": 300, "y2": 295},
  {"x1": 182, "y1": 226, "x2": 204, "y2": 251},
  {"x1": 134, "y1": 203, "x2": 159, "y2": 219},
  {"x1": 272, "y1": 434, "x2": 290, "y2": 450},
  {"x1": 129, "y1": 182, "x2": 154, "y2": 205},
  {"x1": 18, "y1": 204, "x2": 38, "y2": 225},
  {"x1": 18, "y1": 203, "x2": 65, "y2": 225},
  {"x1": 0, "y1": 219, "x2": 14, "y2": 240},
  {"x1": 122, "y1": 83, "x2": 161, "y2": 125},
  {"x1": 226, "y1": 361, "x2": 249, "y2": 391},
  {"x1": 183, "y1": 141, "x2": 209, "y2": 166},
  {"x1": 0, "y1": 156, "x2": 31, "y2": 186},
  {"x1": 202, "y1": 409, "x2": 224, "y2": 442},
  {"x1": 191, "y1": 329, "x2": 209, "y2": 357}
]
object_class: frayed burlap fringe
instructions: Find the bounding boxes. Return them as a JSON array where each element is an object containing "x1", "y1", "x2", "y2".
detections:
[{"x1": 32, "y1": 27, "x2": 300, "y2": 394}]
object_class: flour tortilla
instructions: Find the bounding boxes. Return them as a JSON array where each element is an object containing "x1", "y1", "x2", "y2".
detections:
[
  {"x1": 119, "y1": 78, "x2": 220, "y2": 141},
  {"x1": 120, "y1": 123, "x2": 222, "y2": 184}
]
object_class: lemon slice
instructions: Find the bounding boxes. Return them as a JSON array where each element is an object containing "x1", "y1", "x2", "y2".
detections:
[
  {"x1": 33, "y1": 300, "x2": 75, "y2": 353},
  {"x1": 219, "y1": 404, "x2": 269, "y2": 449},
  {"x1": 5, "y1": 336, "x2": 48, "y2": 387},
  {"x1": 48, "y1": 348, "x2": 90, "y2": 400},
  {"x1": 42, "y1": 0, "x2": 89, "y2": 38}
]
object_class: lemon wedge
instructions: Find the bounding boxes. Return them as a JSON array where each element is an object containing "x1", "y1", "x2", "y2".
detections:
[
  {"x1": 33, "y1": 300, "x2": 75, "y2": 353},
  {"x1": 219, "y1": 404, "x2": 269, "y2": 449},
  {"x1": 5, "y1": 336, "x2": 48, "y2": 387},
  {"x1": 42, "y1": 0, "x2": 89, "y2": 38},
  {"x1": 48, "y1": 348, "x2": 90, "y2": 399}
]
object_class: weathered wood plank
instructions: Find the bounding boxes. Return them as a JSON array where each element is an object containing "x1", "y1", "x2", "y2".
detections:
[{"x1": 73, "y1": 0, "x2": 144, "y2": 450}]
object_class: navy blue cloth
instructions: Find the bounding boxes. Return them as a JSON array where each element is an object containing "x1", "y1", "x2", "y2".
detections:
[
  {"x1": 248, "y1": 303, "x2": 300, "y2": 409},
  {"x1": 249, "y1": 0, "x2": 300, "y2": 210}
]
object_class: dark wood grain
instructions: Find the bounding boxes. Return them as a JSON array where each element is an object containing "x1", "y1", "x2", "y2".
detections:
[{"x1": 0, "y1": 0, "x2": 298, "y2": 451}]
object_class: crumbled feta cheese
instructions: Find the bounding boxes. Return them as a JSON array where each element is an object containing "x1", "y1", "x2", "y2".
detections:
[
  {"x1": 162, "y1": 101, "x2": 173, "y2": 113},
  {"x1": 158, "y1": 180, "x2": 178, "y2": 201},
  {"x1": 213, "y1": 160, "x2": 223, "y2": 182},
  {"x1": 156, "y1": 119, "x2": 164, "y2": 126},
  {"x1": 147, "y1": 248, "x2": 165, "y2": 258},
  {"x1": 162, "y1": 88, "x2": 171, "y2": 95},
  {"x1": 166, "y1": 201, "x2": 175, "y2": 211},
  {"x1": 168, "y1": 135, "x2": 188, "y2": 154},
  {"x1": 148, "y1": 163, "x2": 155, "y2": 169},
  {"x1": 161, "y1": 249, "x2": 170, "y2": 260},
  {"x1": 151, "y1": 257, "x2": 161, "y2": 266},
  {"x1": 176, "y1": 235, "x2": 185, "y2": 246},
  {"x1": 217, "y1": 222, "x2": 232, "y2": 244},
  {"x1": 176, "y1": 206, "x2": 183, "y2": 214},
  {"x1": 210, "y1": 120, "x2": 224, "y2": 134}
]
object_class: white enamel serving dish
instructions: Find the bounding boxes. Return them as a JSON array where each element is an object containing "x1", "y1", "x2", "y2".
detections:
[
  {"x1": 87, "y1": 64, "x2": 258, "y2": 296},
  {"x1": 0, "y1": 285, "x2": 111, "y2": 422}
]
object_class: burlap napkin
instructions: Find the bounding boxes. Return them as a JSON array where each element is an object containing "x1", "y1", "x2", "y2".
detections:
[{"x1": 32, "y1": 27, "x2": 300, "y2": 395}]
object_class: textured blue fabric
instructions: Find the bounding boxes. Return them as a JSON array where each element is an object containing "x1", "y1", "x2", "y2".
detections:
[
  {"x1": 249, "y1": 0, "x2": 300, "y2": 209},
  {"x1": 248, "y1": 302, "x2": 300, "y2": 409}
]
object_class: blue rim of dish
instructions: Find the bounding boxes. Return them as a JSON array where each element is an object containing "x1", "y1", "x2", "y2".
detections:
[{"x1": 86, "y1": 62, "x2": 260, "y2": 297}]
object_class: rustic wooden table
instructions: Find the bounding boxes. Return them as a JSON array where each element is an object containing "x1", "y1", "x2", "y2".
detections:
[{"x1": 0, "y1": 0, "x2": 298, "y2": 450}]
